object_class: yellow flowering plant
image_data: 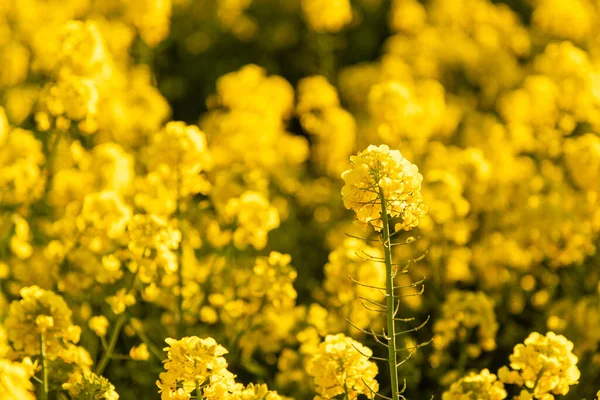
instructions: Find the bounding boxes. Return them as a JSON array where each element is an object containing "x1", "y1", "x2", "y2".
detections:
[
  {"x1": 1, "y1": 0, "x2": 600, "y2": 398},
  {"x1": 341, "y1": 144, "x2": 429, "y2": 399}
]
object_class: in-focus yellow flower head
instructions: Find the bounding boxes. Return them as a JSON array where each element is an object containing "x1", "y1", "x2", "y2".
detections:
[
  {"x1": 157, "y1": 336, "x2": 235, "y2": 400},
  {"x1": 307, "y1": 333, "x2": 379, "y2": 399},
  {"x1": 498, "y1": 332, "x2": 580, "y2": 397},
  {"x1": 341, "y1": 144, "x2": 427, "y2": 231}
]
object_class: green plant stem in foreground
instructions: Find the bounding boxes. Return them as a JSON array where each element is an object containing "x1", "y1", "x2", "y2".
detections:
[
  {"x1": 40, "y1": 334, "x2": 49, "y2": 400},
  {"x1": 379, "y1": 188, "x2": 400, "y2": 400},
  {"x1": 95, "y1": 312, "x2": 127, "y2": 376}
]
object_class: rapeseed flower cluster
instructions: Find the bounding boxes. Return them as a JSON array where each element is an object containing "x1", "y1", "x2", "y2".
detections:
[
  {"x1": 307, "y1": 333, "x2": 378, "y2": 400},
  {"x1": 341, "y1": 144, "x2": 426, "y2": 231},
  {"x1": 431, "y1": 291, "x2": 498, "y2": 368},
  {"x1": 1, "y1": 0, "x2": 599, "y2": 398},
  {"x1": 442, "y1": 369, "x2": 507, "y2": 400},
  {"x1": 498, "y1": 332, "x2": 580, "y2": 398}
]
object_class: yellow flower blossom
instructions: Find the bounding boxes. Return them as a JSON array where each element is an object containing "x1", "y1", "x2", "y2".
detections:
[
  {"x1": 341, "y1": 144, "x2": 427, "y2": 231},
  {"x1": 442, "y1": 369, "x2": 507, "y2": 400},
  {"x1": 307, "y1": 333, "x2": 379, "y2": 400},
  {"x1": 498, "y1": 332, "x2": 580, "y2": 398},
  {"x1": 0, "y1": 358, "x2": 36, "y2": 400}
]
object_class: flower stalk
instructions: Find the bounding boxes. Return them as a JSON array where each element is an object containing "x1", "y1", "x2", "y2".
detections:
[
  {"x1": 39, "y1": 334, "x2": 48, "y2": 400},
  {"x1": 380, "y1": 188, "x2": 400, "y2": 399},
  {"x1": 95, "y1": 311, "x2": 127, "y2": 376}
]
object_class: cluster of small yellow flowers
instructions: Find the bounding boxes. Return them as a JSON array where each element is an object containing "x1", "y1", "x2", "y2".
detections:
[
  {"x1": 202, "y1": 65, "x2": 300, "y2": 168},
  {"x1": 5, "y1": 286, "x2": 83, "y2": 360},
  {"x1": 431, "y1": 291, "x2": 498, "y2": 368},
  {"x1": 301, "y1": 0, "x2": 353, "y2": 33},
  {"x1": 498, "y1": 332, "x2": 580, "y2": 398},
  {"x1": 143, "y1": 121, "x2": 212, "y2": 203},
  {"x1": 232, "y1": 383, "x2": 287, "y2": 400},
  {"x1": 315, "y1": 238, "x2": 385, "y2": 334},
  {"x1": 564, "y1": 134, "x2": 600, "y2": 192},
  {"x1": 77, "y1": 191, "x2": 132, "y2": 253},
  {"x1": 35, "y1": 20, "x2": 109, "y2": 134},
  {"x1": 49, "y1": 141, "x2": 134, "y2": 211},
  {"x1": 62, "y1": 371, "x2": 120, "y2": 400},
  {"x1": 222, "y1": 191, "x2": 280, "y2": 250},
  {"x1": 157, "y1": 336, "x2": 235, "y2": 400},
  {"x1": 209, "y1": 252, "x2": 298, "y2": 357},
  {"x1": 307, "y1": 333, "x2": 378, "y2": 399},
  {"x1": 0, "y1": 357, "x2": 36, "y2": 400},
  {"x1": 296, "y1": 76, "x2": 356, "y2": 177},
  {"x1": 126, "y1": 214, "x2": 182, "y2": 281},
  {"x1": 341, "y1": 144, "x2": 426, "y2": 231},
  {"x1": 0, "y1": 122, "x2": 45, "y2": 205},
  {"x1": 125, "y1": 0, "x2": 172, "y2": 47},
  {"x1": 106, "y1": 289, "x2": 136, "y2": 315},
  {"x1": 367, "y1": 78, "x2": 447, "y2": 150},
  {"x1": 442, "y1": 369, "x2": 507, "y2": 400}
]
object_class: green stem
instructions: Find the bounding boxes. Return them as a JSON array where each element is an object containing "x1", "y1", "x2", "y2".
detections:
[
  {"x1": 379, "y1": 188, "x2": 400, "y2": 400},
  {"x1": 39, "y1": 334, "x2": 48, "y2": 400},
  {"x1": 95, "y1": 312, "x2": 127, "y2": 376}
]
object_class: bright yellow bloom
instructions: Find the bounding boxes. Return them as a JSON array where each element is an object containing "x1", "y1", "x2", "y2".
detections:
[
  {"x1": 145, "y1": 121, "x2": 211, "y2": 198},
  {"x1": 0, "y1": 358, "x2": 36, "y2": 400},
  {"x1": 157, "y1": 336, "x2": 234, "y2": 400},
  {"x1": 5, "y1": 286, "x2": 82, "y2": 359},
  {"x1": 498, "y1": 332, "x2": 580, "y2": 397},
  {"x1": 126, "y1": 214, "x2": 181, "y2": 280},
  {"x1": 442, "y1": 369, "x2": 507, "y2": 400},
  {"x1": 0, "y1": 126, "x2": 45, "y2": 205},
  {"x1": 224, "y1": 191, "x2": 280, "y2": 250},
  {"x1": 432, "y1": 290, "x2": 498, "y2": 364},
  {"x1": 78, "y1": 191, "x2": 132, "y2": 253},
  {"x1": 232, "y1": 383, "x2": 286, "y2": 400},
  {"x1": 341, "y1": 144, "x2": 427, "y2": 231},
  {"x1": 307, "y1": 333, "x2": 379, "y2": 400}
]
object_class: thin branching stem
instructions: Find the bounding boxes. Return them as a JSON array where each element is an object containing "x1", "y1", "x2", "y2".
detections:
[
  {"x1": 379, "y1": 188, "x2": 400, "y2": 399},
  {"x1": 95, "y1": 311, "x2": 127, "y2": 376},
  {"x1": 39, "y1": 334, "x2": 48, "y2": 400}
]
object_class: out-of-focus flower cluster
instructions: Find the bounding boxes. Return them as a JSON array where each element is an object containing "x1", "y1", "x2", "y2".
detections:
[{"x1": 1, "y1": 0, "x2": 599, "y2": 398}]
